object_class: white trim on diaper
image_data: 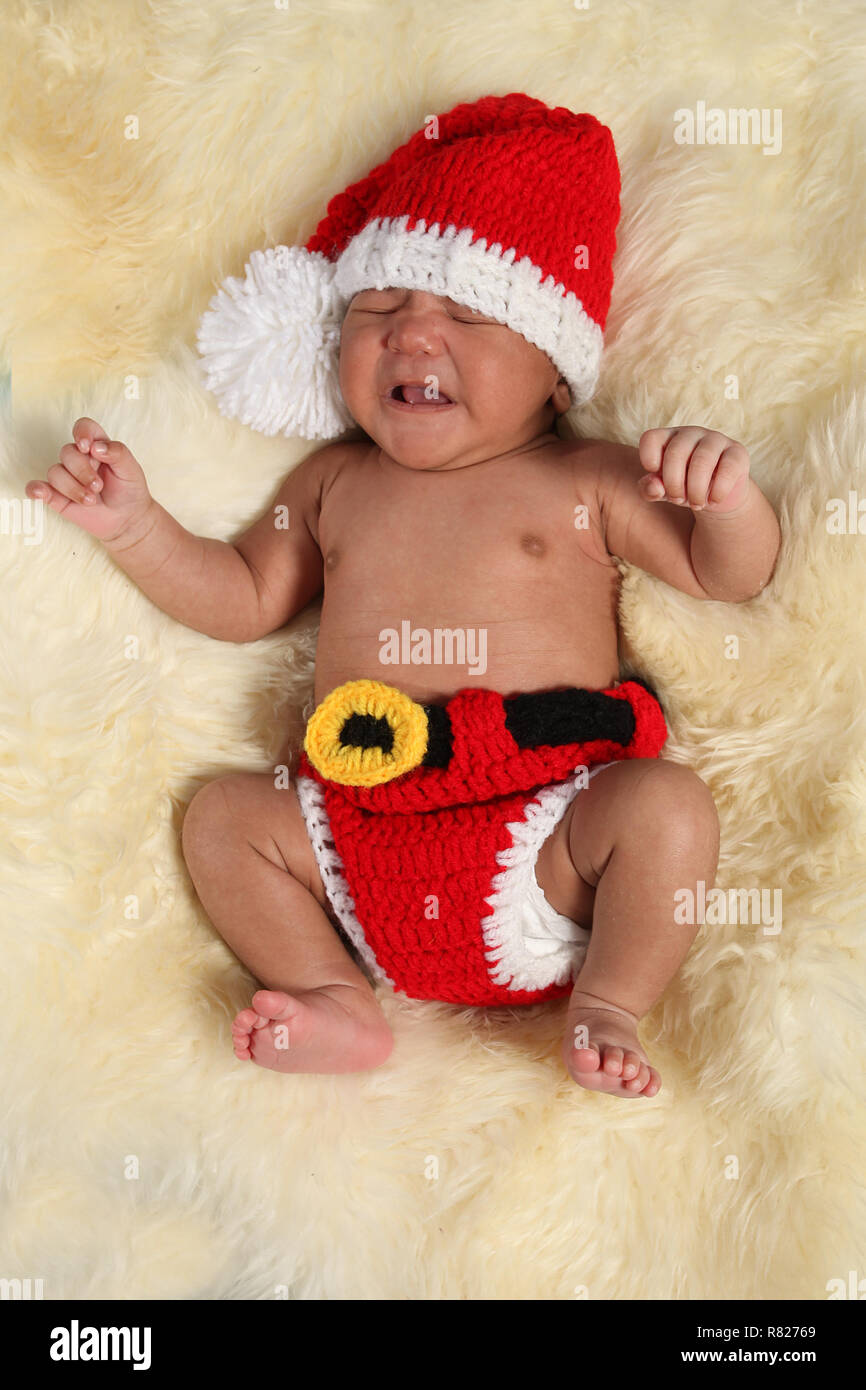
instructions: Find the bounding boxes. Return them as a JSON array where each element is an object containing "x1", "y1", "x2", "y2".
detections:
[
  {"x1": 481, "y1": 762, "x2": 617, "y2": 993},
  {"x1": 294, "y1": 774, "x2": 397, "y2": 989}
]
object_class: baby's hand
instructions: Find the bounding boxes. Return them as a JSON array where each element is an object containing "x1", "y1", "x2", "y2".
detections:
[
  {"x1": 25, "y1": 418, "x2": 154, "y2": 542},
  {"x1": 637, "y1": 427, "x2": 751, "y2": 515}
]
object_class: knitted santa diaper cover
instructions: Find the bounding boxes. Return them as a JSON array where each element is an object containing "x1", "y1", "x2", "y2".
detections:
[{"x1": 294, "y1": 676, "x2": 667, "y2": 1007}]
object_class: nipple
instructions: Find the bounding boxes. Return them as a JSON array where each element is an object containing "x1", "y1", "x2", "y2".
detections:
[{"x1": 520, "y1": 532, "x2": 547, "y2": 557}]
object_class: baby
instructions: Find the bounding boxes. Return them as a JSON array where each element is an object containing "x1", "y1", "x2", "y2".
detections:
[{"x1": 26, "y1": 95, "x2": 781, "y2": 1098}]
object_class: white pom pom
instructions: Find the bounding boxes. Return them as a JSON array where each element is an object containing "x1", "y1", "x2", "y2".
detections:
[{"x1": 196, "y1": 246, "x2": 355, "y2": 440}]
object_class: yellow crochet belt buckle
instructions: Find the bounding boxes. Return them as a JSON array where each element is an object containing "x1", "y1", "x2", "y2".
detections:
[{"x1": 303, "y1": 679, "x2": 429, "y2": 787}]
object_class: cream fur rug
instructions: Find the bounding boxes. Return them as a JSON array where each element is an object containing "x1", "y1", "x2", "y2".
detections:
[{"x1": 2, "y1": 0, "x2": 865, "y2": 1300}]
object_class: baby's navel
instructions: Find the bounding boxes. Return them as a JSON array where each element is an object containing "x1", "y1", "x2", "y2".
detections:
[{"x1": 520, "y1": 532, "x2": 547, "y2": 558}]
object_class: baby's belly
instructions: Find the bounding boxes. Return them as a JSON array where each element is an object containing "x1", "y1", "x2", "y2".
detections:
[{"x1": 313, "y1": 605, "x2": 621, "y2": 705}]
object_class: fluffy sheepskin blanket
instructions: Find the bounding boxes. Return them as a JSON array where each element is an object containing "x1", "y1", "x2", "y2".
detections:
[{"x1": 1, "y1": 0, "x2": 864, "y2": 1299}]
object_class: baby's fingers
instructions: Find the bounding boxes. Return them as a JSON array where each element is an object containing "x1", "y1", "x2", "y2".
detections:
[
  {"x1": 24, "y1": 476, "x2": 83, "y2": 515},
  {"x1": 25, "y1": 439, "x2": 104, "y2": 510},
  {"x1": 59, "y1": 440, "x2": 104, "y2": 495},
  {"x1": 44, "y1": 459, "x2": 102, "y2": 507},
  {"x1": 72, "y1": 417, "x2": 109, "y2": 453},
  {"x1": 638, "y1": 428, "x2": 678, "y2": 472}
]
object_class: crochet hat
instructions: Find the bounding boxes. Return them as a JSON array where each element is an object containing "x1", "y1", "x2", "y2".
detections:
[{"x1": 196, "y1": 92, "x2": 621, "y2": 440}]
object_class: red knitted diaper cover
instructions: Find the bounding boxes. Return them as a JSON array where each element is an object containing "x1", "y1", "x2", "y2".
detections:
[{"x1": 294, "y1": 677, "x2": 667, "y2": 1007}]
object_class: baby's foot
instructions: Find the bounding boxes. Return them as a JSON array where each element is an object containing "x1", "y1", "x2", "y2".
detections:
[
  {"x1": 231, "y1": 985, "x2": 394, "y2": 1074},
  {"x1": 563, "y1": 989, "x2": 661, "y2": 1098}
]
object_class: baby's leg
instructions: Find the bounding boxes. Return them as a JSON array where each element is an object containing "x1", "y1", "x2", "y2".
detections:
[
  {"x1": 534, "y1": 759, "x2": 720, "y2": 1097},
  {"x1": 181, "y1": 771, "x2": 394, "y2": 1073}
]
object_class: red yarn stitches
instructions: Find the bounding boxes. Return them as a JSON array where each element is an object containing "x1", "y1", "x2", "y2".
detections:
[{"x1": 297, "y1": 679, "x2": 667, "y2": 1006}]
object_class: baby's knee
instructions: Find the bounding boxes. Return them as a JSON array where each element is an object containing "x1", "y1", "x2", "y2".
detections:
[
  {"x1": 181, "y1": 774, "x2": 247, "y2": 860},
  {"x1": 632, "y1": 761, "x2": 720, "y2": 847}
]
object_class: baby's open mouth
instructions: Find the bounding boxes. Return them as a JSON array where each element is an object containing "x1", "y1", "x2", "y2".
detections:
[{"x1": 386, "y1": 383, "x2": 455, "y2": 407}]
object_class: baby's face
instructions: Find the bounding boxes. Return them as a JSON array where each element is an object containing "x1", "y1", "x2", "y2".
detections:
[{"x1": 338, "y1": 288, "x2": 571, "y2": 470}]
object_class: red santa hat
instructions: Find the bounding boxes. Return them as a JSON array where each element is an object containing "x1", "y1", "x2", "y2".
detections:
[{"x1": 196, "y1": 93, "x2": 621, "y2": 440}]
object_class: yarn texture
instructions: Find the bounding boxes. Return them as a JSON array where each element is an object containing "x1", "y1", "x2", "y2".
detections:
[
  {"x1": 296, "y1": 678, "x2": 666, "y2": 1005},
  {"x1": 197, "y1": 92, "x2": 621, "y2": 439}
]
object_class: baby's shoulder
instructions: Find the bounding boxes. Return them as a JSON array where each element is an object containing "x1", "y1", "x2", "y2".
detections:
[
  {"x1": 547, "y1": 431, "x2": 613, "y2": 499},
  {"x1": 311, "y1": 442, "x2": 375, "y2": 492},
  {"x1": 305, "y1": 435, "x2": 369, "y2": 479},
  {"x1": 549, "y1": 433, "x2": 659, "y2": 573},
  {"x1": 556, "y1": 433, "x2": 641, "y2": 505},
  {"x1": 298, "y1": 435, "x2": 372, "y2": 507}
]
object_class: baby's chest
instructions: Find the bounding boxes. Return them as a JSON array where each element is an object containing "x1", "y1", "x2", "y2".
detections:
[{"x1": 321, "y1": 472, "x2": 605, "y2": 589}]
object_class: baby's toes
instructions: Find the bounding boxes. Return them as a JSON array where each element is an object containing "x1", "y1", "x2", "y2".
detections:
[
  {"x1": 621, "y1": 1050, "x2": 643, "y2": 1080},
  {"x1": 624, "y1": 1062, "x2": 651, "y2": 1091},
  {"x1": 627, "y1": 1065, "x2": 661, "y2": 1096},
  {"x1": 570, "y1": 1043, "x2": 602, "y2": 1073},
  {"x1": 232, "y1": 1007, "x2": 263, "y2": 1034},
  {"x1": 601, "y1": 1044, "x2": 625, "y2": 1077},
  {"x1": 643, "y1": 1067, "x2": 662, "y2": 1097},
  {"x1": 251, "y1": 988, "x2": 293, "y2": 1019}
]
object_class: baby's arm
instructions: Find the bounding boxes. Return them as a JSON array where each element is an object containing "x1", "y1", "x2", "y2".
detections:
[
  {"x1": 27, "y1": 417, "x2": 335, "y2": 642},
  {"x1": 101, "y1": 446, "x2": 332, "y2": 643},
  {"x1": 595, "y1": 434, "x2": 781, "y2": 602}
]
